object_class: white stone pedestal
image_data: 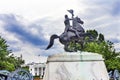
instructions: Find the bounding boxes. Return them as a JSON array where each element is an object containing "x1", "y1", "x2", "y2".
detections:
[{"x1": 43, "y1": 52, "x2": 109, "y2": 80}]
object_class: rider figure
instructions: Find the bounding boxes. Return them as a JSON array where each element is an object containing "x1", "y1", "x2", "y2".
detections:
[
  {"x1": 64, "y1": 15, "x2": 71, "y2": 33},
  {"x1": 64, "y1": 14, "x2": 80, "y2": 38}
]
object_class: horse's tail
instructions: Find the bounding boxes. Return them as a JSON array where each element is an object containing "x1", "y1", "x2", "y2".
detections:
[{"x1": 45, "y1": 34, "x2": 59, "y2": 50}]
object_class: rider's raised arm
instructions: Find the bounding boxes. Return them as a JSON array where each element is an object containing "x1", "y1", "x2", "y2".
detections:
[{"x1": 68, "y1": 18, "x2": 73, "y2": 20}]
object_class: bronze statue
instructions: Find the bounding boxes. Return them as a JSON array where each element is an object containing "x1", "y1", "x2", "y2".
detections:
[{"x1": 46, "y1": 10, "x2": 92, "y2": 52}]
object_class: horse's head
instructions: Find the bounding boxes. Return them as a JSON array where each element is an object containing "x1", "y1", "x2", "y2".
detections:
[{"x1": 75, "y1": 17, "x2": 84, "y2": 24}]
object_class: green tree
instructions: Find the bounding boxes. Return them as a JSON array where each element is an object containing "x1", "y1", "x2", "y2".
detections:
[
  {"x1": 0, "y1": 36, "x2": 12, "y2": 70},
  {"x1": 0, "y1": 36, "x2": 24, "y2": 71},
  {"x1": 86, "y1": 29, "x2": 98, "y2": 40},
  {"x1": 98, "y1": 33, "x2": 104, "y2": 42}
]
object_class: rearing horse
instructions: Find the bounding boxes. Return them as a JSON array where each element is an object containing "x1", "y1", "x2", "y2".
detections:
[{"x1": 46, "y1": 17, "x2": 89, "y2": 52}]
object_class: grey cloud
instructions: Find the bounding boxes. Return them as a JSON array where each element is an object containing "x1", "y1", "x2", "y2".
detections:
[
  {"x1": 0, "y1": 14, "x2": 47, "y2": 47},
  {"x1": 111, "y1": 1, "x2": 120, "y2": 16}
]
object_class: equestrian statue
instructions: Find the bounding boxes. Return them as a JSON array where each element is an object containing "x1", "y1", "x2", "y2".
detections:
[{"x1": 46, "y1": 10, "x2": 92, "y2": 52}]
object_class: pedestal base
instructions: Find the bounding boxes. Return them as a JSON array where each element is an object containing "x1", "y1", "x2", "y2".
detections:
[{"x1": 43, "y1": 52, "x2": 109, "y2": 80}]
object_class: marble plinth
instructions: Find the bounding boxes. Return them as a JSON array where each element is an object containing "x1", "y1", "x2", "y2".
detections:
[{"x1": 43, "y1": 52, "x2": 109, "y2": 80}]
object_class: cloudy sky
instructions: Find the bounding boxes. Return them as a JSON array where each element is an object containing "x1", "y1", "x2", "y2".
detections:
[{"x1": 0, "y1": 0, "x2": 120, "y2": 64}]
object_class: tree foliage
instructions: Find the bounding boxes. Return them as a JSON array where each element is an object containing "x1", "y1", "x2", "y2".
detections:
[
  {"x1": 69, "y1": 30, "x2": 120, "y2": 71},
  {"x1": 0, "y1": 36, "x2": 24, "y2": 71}
]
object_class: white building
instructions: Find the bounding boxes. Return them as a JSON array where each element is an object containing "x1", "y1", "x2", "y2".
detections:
[{"x1": 27, "y1": 62, "x2": 46, "y2": 78}]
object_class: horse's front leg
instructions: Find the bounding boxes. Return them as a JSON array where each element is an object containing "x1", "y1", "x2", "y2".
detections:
[
  {"x1": 64, "y1": 42, "x2": 75, "y2": 52},
  {"x1": 64, "y1": 43, "x2": 69, "y2": 52}
]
